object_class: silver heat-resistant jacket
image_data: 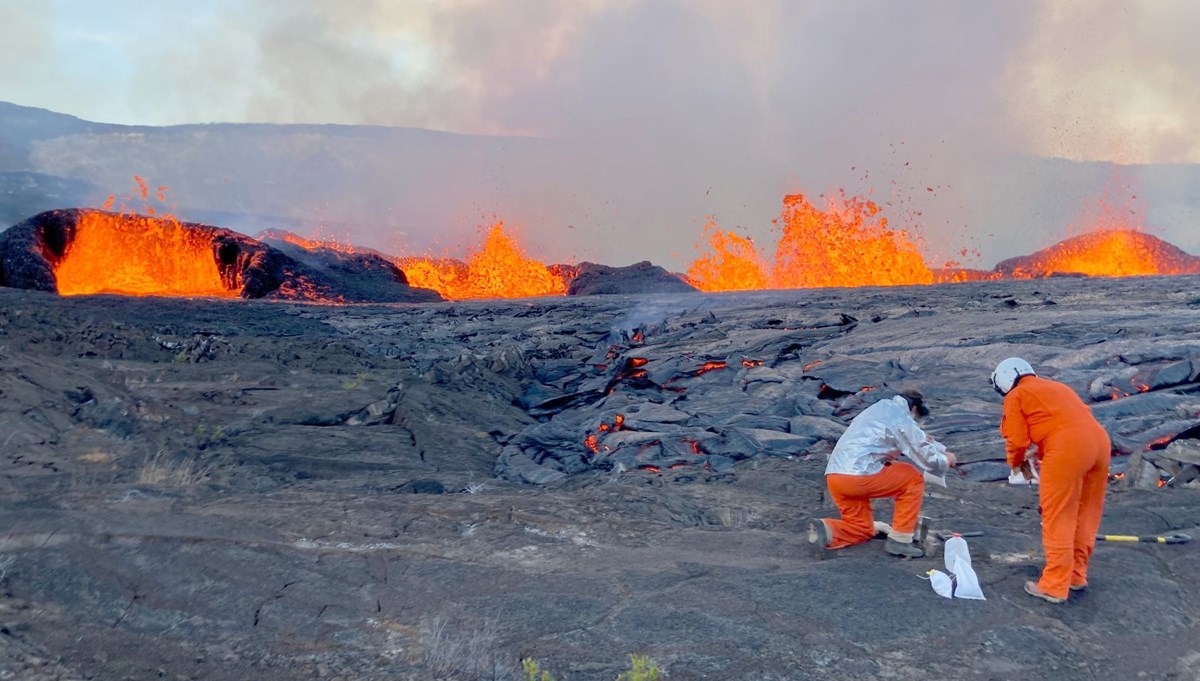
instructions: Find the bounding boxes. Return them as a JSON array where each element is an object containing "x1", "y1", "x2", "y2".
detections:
[{"x1": 825, "y1": 395, "x2": 951, "y2": 477}]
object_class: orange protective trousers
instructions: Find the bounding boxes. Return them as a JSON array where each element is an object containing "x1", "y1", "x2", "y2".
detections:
[
  {"x1": 1036, "y1": 426, "x2": 1110, "y2": 598},
  {"x1": 823, "y1": 462, "x2": 923, "y2": 549},
  {"x1": 1001, "y1": 376, "x2": 1111, "y2": 599}
]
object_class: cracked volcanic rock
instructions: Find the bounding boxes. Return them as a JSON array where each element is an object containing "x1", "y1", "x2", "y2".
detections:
[{"x1": 1, "y1": 275, "x2": 1200, "y2": 680}]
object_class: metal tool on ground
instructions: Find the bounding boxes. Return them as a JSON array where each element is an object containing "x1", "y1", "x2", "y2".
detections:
[
  {"x1": 1096, "y1": 532, "x2": 1191, "y2": 544},
  {"x1": 935, "y1": 530, "x2": 984, "y2": 541}
]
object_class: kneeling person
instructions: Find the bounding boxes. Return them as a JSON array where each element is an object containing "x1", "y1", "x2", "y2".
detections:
[{"x1": 808, "y1": 389, "x2": 955, "y2": 558}]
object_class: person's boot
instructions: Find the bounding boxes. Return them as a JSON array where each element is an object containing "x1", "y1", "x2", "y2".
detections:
[
  {"x1": 885, "y1": 538, "x2": 925, "y2": 558},
  {"x1": 807, "y1": 518, "x2": 832, "y2": 550},
  {"x1": 1024, "y1": 581, "x2": 1066, "y2": 603}
]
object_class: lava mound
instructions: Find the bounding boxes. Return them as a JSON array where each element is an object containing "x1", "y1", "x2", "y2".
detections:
[
  {"x1": 0, "y1": 209, "x2": 442, "y2": 303},
  {"x1": 995, "y1": 229, "x2": 1200, "y2": 278}
]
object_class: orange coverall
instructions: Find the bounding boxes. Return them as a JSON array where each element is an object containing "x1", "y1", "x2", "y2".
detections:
[
  {"x1": 1001, "y1": 376, "x2": 1111, "y2": 599},
  {"x1": 826, "y1": 462, "x2": 924, "y2": 547},
  {"x1": 822, "y1": 396, "x2": 951, "y2": 548}
]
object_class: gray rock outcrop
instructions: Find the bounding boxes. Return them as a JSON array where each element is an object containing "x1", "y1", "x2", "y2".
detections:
[{"x1": 566, "y1": 260, "x2": 698, "y2": 295}]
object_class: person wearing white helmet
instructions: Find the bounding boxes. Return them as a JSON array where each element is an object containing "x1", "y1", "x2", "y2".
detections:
[
  {"x1": 991, "y1": 357, "x2": 1111, "y2": 604},
  {"x1": 807, "y1": 388, "x2": 955, "y2": 559}
]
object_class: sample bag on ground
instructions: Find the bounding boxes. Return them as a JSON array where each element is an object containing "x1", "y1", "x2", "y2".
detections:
[{"x1": 925, "y1": 535, "x2": 986, "y2": 600}]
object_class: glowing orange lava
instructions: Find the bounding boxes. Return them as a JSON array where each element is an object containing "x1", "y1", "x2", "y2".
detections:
[
  {"x1": 400, "y1": 222, "x2": 566, "y2": 299},
  {"x1": 279, "y1": 232, "x2": 360, "y2": 254},
  {"x1": 54, "y1": 211, "x2": 235, "y2": 298},
  {"x1": 1008, "y1": 230, "x2": 1200, "y2": 278},
  {"x1": 773, "y1": 193, "x2": 933, "y2": 288},
  {"x1": 686, "y1": 220, "x2": 769, "y2": 291},
  {"x1": 688, "y1": 192, "x2": 933, "y2": 291},
  {"x1": 693, "y1": 361, "x2": 728, "y2": 375}
]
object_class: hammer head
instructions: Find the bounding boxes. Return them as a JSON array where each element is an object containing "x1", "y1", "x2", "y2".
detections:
[
  {"x1": 916, "y1": 515, "x2": 930, "y2": 544},
  {"x1": 916, "y1": 516, "x2": 941, "y2": 557}
]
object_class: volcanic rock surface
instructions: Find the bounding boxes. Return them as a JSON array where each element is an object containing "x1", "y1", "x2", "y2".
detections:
[
  {"x1": 1, "y1": 276, "x2": 1199, "y2": 680},
  {"x1": 566, "y1": 260, "x2": 698, "y2": 296},
  {"x1": 0, "y1": 209, "x2": 442, "y2": 303},
  {"x1": 256, "y1": 229, "x2": 442, "y2": 304}
]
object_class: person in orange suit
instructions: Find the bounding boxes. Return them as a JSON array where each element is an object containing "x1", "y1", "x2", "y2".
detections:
[
  {"x1": 807, "y1": 388, "x2": 955, "y2": 558},
  {"x1": 991, "y1": 357, "x2": 1111, "y2": 604}
]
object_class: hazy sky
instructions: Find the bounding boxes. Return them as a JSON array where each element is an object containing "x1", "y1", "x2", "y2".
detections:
[{"x1": 3, "y1": 0, "x2": 1199, "y2": 266}]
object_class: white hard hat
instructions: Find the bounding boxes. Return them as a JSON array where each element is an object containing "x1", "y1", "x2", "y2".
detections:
[{"x1": 991, "y1": 357, "x2": 1035, "y2": 395}]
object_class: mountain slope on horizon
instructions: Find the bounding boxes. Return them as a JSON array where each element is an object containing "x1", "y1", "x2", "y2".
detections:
[{"x1": 2, "y1": 99, "x2": 1199, "y2": 269}]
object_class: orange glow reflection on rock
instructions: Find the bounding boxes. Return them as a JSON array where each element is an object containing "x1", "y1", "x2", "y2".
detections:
[
  {"x1": 55, "y1": 212, "x2": 235, "y2": 297},
  {"x1": 688, "y1": 192, "x2": 933, "y2": 291},
  {"x1": 401, "y1": 221, "x2": 565, "y2": 299}
]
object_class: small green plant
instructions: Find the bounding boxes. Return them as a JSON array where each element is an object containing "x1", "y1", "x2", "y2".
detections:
[
  {"x1": 522, "y1": 657, "x2": 557, "y2": 681},
  {"x1": 617, "y1": 654, "x2": 661, "y2": 681},
  {"x1": 194, "y1": 424, "x2": 229, "y2": 445}
]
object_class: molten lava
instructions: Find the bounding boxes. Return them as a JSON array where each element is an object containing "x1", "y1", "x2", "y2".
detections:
[
  {"x1": 1008, "y1": 230, "x2": 1200, "y2": 278},
  {"x1": 693, "y1": 361, "x2": 728, "y2": 375},
  {"x1": 54, "y1": 211, "x2": 235, "y2": 298},
  {"x1": 773, "y1": 193, "x2": 933, "y2": 289},
  {"x1": 686, "y1": 220, "x2": 769, "y2": 291},
  {"x1": 400, "y1": 222, "x2": 565, "y2": 299},
  {"x1": 279, "y1": 232, "x2": 360, "y2": 254},
  {"x1": 688, "y1": 192, "x2": 933, "y2": 292}
]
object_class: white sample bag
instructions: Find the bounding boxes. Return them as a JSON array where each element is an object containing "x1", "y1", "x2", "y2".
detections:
[
  {"x1": 927, "y1": 569, "x2": 954, "y2": 598},
  {"x1": 924, "y1": 535, "x2": 986, "y2": 600},
  {"x1": 1008, "y1": 466, "x2": 1039, "y2": 486},
  {"x1": 943, "y1": 535, "x2": 986, "y2": 600}
]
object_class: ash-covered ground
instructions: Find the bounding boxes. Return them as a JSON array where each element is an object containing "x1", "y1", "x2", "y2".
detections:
[{"x1": 1, "y1": 276, "x2": 1199, "y2": 681}]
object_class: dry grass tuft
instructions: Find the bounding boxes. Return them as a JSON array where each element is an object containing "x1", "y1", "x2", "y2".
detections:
[
  {"x1": 420, "y1": 615, "x2": 515, "y2": 680},
  {"x1": 137, "y1": 450, "x2": 211, "y2": 486},
  {"x1": 78, "y1": 451, "x2": 113, "y2": 464}
]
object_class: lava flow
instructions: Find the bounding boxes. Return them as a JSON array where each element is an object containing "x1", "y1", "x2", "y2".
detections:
[
  {"x1": 276, "y1": 232, "x2": 361, "y2": 254},
  {"x1": 1004, "y1": 230, "x2": 1200, "y2": 279},
  {"x1": 688, "y1": 192, "x2": 933, "y2": 291},
  {"x1": 54, "y1": 211, "x2": 235, "y2": 297},
  {"x1": 399, "y1": 222, "x2": 566, "y2": 299}
]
